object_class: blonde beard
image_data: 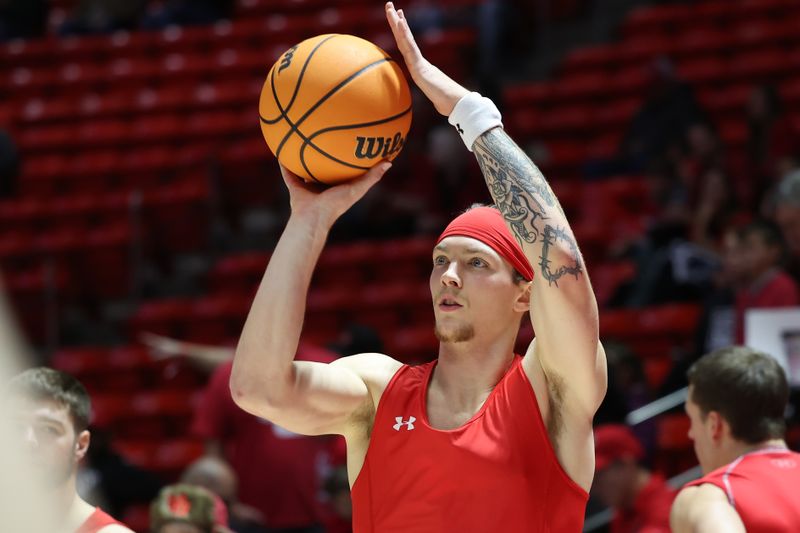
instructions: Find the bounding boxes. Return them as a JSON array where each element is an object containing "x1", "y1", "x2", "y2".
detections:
[{"x1": 435, "y1": 323, "x2": 475, "y2": 343}]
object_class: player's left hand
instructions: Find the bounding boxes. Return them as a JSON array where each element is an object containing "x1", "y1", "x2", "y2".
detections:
[{"x1": 385, "y1": 2, "x2": 469, "y2": 116}]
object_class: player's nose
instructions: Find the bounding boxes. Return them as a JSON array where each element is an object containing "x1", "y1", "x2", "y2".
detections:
[{"x1": 440, "y1": 262, "x2": 462, "y2": 288}]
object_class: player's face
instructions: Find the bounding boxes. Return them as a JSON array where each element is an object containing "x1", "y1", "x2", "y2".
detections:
[
  {"x1": 685, "y1": 389, "x2": 714, "y2": 474},
  {"x1": 592, "y1": 460, "x2": 637, "y2": 508},
  {"x1": 9, "y1": 397, "x2": 87, "y2": 488},
  {"x1": 430, "y1": 236, "x2": 528, "y2": 343}
]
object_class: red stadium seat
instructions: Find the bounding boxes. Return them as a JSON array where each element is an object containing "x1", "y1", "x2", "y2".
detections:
[
  {"x1": 560, "y1": 45, "x2": 618, "y2": 74},
  {"x1": 141, "y1": 180, "x2": 211, "y2": 254},
  {"x1": 371, "y1": 237, "x2": 434, "y2": 283},
  {"x1": 129, "y1": 298, "x2": 195, "y2": 338},
  {"x1": 728, "y1": 49, "x2": 787, "y2": 81},
  {"x1": 314, "y1": 242, "x2": 374, "y2": 289},
  {"x1": 79, "y1": 222, "x2": 134, "y2": 300},
  {"x1": 183, "y1": 294, "x2": 251, "y2": 343},
  {"x1": 387, "y1": 325, "x2": 437, "y2": 364},
  {"x1": 208, "y1": 252, "x2": 271, "y2": 294},
  {"x1": 676, "y1": 57, "x2": 727, "y2": 85},
  {"x1": 671, "y1": 28, "x2": 732, "y2": 58}
]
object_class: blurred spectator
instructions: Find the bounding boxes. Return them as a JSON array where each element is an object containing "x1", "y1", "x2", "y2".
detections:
[
  {"x1": 142, "y1": 0, "x2": 234, "y2": 29},
  {"x1": 618, "y1": 58, "x2": 706, "y2": 172},
  {"x1": 675, "y1": 122, "x2": 723, "y2": 195},
  {"x1": 688, "y1": 167, "x2": 735, "y2": 251},
  {"x1": 78, "y1": 428, "x2": 162, "y2": 519},
  {"x1": 191, "y1": 342, "x2": 339, "y2": 533},
  {"x1": 0, "y1": 0, "x2": 47, "y2": 41},
  {"x1": 0, "y1": 130, "x2": 19, "y2": 199},
  {"x1": 60, "y1": 0, "x2": 146, "y2": 35},
  {"x1": 740, "y1": 85, "x2": 800, "y2": 206},
  {"x1": 734, "y1": 220, "x2": 799, "y2": 343},
  {"x1": 140, "y1": 332, "x2": 234, "y2": 374},
  {"x1": 150, "y1": 484, "x2": 232, "y2": 533},
  {"x1": 7, "y1": 367, "x2": 134, "y2": 532},
  {"x1": 322, "y1": 465, "x2": 352, "y2": 533},
  {"x1": 659, "y1": 225, "x2": 749, "y2": 394},
  {"x1": 404, "y1": 0, "x2": 444, "y2": 35},
  {"x1": 594, "y1": 342, "x2": 657, "y2": 458},
  {"x1": 181, "y1": 457, "x2": 268, "y2": 533},
  {"x1": 592, "y1": 425, "x2": 675, "y2": 533},
  {"x1": 774, "y1": 169, "x2": 800, "y2": 280},
  {"x1": 328, "y1": 323, "x2": 385, "y2": 356}
]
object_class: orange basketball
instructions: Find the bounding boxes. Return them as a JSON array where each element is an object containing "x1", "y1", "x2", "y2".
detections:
[{"x1": 259, "y1": 34, "x2": 412, "y2": 185}]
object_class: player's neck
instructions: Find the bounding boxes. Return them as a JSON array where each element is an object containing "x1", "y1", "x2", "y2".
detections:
[
  {"x1": 58, "y1": 476, "x2": 94, "y2": 533},
  {"x1": 434, "y1": 337, "x2": 516, "y2": 403},
  {"x1": 735, "y1": 438, "x2": 788, "y2": 457},
  {"x1": 718, "y1": 438, "x2": 788, "y2": 469}
]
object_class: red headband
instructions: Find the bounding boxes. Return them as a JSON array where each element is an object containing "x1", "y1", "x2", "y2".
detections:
[{"x1": 437, "y1": 207, "x2": 534, "y2": 281}]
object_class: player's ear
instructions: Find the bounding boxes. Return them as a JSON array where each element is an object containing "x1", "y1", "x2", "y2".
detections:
[
  {"x1": 512, "y1": 281, "x2": 531, "y2": 313},
  {"x1": 74, "y1": 430, "x2": 90, "y2": 462},
  {"x1": 707, "y1": 411, "x2": 725, "y2": 442}
]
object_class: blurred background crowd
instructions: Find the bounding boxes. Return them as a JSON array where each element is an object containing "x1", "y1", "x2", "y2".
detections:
[{"x1": 1, "y1": 0, "x2": 800, "y2": 531}]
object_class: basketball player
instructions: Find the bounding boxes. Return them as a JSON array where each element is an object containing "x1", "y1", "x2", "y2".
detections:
[
  {"x1": 670, "y1": 346, "x2": 800, "y2": 532},
  {"x1": 7, "y1": 367, "x2": 134, "y2": 533},
  {"x1": 230, "y1": 2, "x2": 607, "y2": 530}
]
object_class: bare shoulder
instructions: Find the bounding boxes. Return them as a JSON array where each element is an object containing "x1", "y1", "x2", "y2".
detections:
[
  {"x1": 97, "y1": 525, "x2": 135, "y2": 533},
  {"x1": 671, "y1": 484, "x2": 744, "y2": 533},
  {"x1": 332, "y1": 353, "x2": 404, "y2": 402}
]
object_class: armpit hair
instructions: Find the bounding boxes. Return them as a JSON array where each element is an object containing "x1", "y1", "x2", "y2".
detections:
[{"x1": 546, "y1": 371, "x2": 566, "y2": 442}]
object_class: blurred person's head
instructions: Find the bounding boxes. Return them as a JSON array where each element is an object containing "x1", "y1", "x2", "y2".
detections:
[
  {"x1": 739, "y1": 219, "x2": 787, "y2": 283},
  {"x1": 686, "y1": 346, "x2": 789, "y2": 474},
  {"x1": 685, "y1": 122, "x2": 719, "y2": 160},
  {"x1": 324, "y1": 465, "x2": 352, "y2": 519},
  {"x1": 592, "y1": 424, "x2": 646, "y2": 509},
  {"x1": 180, "y1": 457, "x2": 237, "y2": 505},
  {"x1": 6, "y1": 368, "x2": 91, "y2": 491},
  {"x1": 774, "y1": 169, "x2": 800, "y2": 258},
  {"x1": 719, "y1": 226, "x2": 748, "y2": 287},
  {"x1": 150, "y1": 484, "x2": 229, "y2": 533},
  {"x1": 603, "y1": 342, "x2": 646, "y2": 392},
  {"x1": 747, "y1": 84, "x2": 782, "y2": 123}
]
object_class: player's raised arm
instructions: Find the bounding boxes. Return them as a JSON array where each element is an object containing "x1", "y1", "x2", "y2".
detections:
[
  {"x1": 386, "y1": 2, "x2": 605, "y2": 417},
  {"x1": 229, "y1": 163, "x2": 396, "y2": 436}
]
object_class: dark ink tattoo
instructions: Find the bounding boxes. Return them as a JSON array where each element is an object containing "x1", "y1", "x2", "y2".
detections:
[
  {"x1": 473, "y1": 129, "x2": 581, "y2": 284},
  {"x1": 540, "y1": 225, "x2": 583, "y2": 286}
]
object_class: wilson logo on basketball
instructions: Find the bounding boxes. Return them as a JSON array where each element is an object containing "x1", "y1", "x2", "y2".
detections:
[
  {"x1": 278, "y1": 45, "x2": 299, "y2": 74},
  {"x1": 354, "y1": 133, "x2": 405, "y2": 159}
]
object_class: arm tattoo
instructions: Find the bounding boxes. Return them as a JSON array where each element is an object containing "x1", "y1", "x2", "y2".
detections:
[{"x1": 473, "y1": 129, "x2": 582, "y2": 286}]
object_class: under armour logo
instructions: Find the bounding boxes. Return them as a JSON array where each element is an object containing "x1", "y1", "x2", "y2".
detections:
[
  {"x1": 455, "y1": 123, "x2": 464, "y2": 134},
  {"x1": 393, "y1": 416, "x2": 416, "y2": 431}
]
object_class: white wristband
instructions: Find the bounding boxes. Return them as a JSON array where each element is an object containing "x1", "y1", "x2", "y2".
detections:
[{"x1": 447, "y1": 92, "x2": 503, "y2": 151}]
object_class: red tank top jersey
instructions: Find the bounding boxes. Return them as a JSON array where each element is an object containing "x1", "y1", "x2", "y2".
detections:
[
  {"x1": 685, "y1": 447, "x2": 800, "y2": 532},
  {"x1": 351, "y1": 355, "x2": 588, "y2": 532},
  {"x1": 75, "y1": 508, "x2": 125, "y2": 533}
]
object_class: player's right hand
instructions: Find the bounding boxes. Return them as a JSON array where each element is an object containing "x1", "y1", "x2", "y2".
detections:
[
  {"x1": 385, "y1": 2, "x2": 468, "y2": 117},
  {"x1": 280, "y1": 161, "x2": 391, "y2": 223}
]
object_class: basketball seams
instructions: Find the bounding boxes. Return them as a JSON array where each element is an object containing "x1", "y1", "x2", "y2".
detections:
[
  {"x1": 273, "y1": 57, "x2": 394, "y2": 163},
  {"x1": 298, "y1": 106, "x2": 412, "y2": 181},
  {"x1": 260, "y1": 34, "x2": 339, "y2": 125}
]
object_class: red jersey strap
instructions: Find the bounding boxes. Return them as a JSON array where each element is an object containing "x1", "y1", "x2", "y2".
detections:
[{"x1": 75, "y1": 508, "x2": 125, "y2": 533}]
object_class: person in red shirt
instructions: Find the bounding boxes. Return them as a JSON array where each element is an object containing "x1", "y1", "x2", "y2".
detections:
[
  {"x1": 6, "y1": 367, "x2": 133, "y2": 533},
  {"x1": 192, "y1": 342, "x2": 339, "y2": 533},
  {"x1": 229, "y1": 3, "x2": 607, "y2": 532},
  {"x1": 734, "y1": 219, "x2": 800, "y2": 342},
  {"x1": 671, "y1": 346, "x2": 800, "y2": 532},
  {"x1": 592, "y1": 424, "x2": 675, "y2": 533}
]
